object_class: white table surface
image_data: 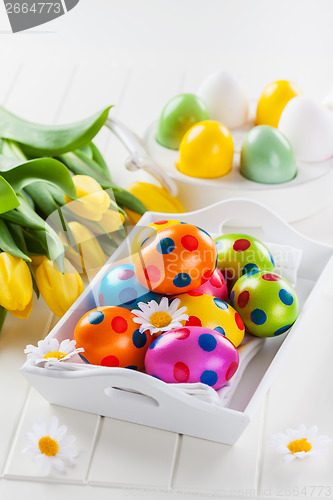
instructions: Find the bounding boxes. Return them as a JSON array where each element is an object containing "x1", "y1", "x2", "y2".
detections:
[{"x1": 1, "y1": 2, "x2": 333, "y2": 499}]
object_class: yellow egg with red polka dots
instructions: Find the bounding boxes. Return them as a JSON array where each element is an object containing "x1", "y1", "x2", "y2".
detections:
[
  {"x1": 174, "y1": 292, "x2": 245, "y2": 347},
  {"x1": 73, "y1": 306, "x2": 152, "y2": 370},
  {"x1": 131, "y1": 220, "x2": 181, "y2": 255},
  {"x1": 134, "y1": 224, "x2": 217, "y2": 295}
]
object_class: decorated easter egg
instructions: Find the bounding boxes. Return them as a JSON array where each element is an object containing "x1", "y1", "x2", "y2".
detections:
[
  {"x1": 215, "y1": 233, "x2": 275, "y2": 287},
  {"x1": 278, "y1": 96, "x2": 333, "y2": 162},
  {"x1": 240, "y1": 125, "x2": 297, "y2": 184},
  {"x1": 98, "y1": 264, "x2": 162, "y2": 310},
  {"x1": 230, "y1": 271, "x2": 298, "y2": 337},
  {"x1": 74, "y1": 306, "x2": 152, "y2": 369},
  {"x1": 193, "y1": 268, "x2": 228, "y2": 301},
  {"x1": 155, "y1": 93, "x2": 210, "y2": 150},
  {"x1": 174, "y1": 292, "x2": 244, "y2": 347},
  {"x1": 131, "y1": 220, "x2": 181, "y2": 256},
  {"x1": 198, "y1": 70, "x2": 249, "y2": 129},
  {"x1": 177, "y1": 120, "x2": 234, "y2": 178},
  {"x1": 145, "y1": 326, "x2": 239, "y2": 390},
  {"x1": 135, "y1": 223, "x2": 217, "y2": 295},
  {"x1": 256, "y1": 80, "x2": 302, "y2": 128}
]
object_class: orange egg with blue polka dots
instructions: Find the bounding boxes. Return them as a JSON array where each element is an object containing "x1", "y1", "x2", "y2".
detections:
[
  {"x1": 134, "y1": 224, "x2": 217, "y2": 295},
  {"x1": 73, "y1": 306, "x2": 152, "y2": 370},
  {"x1": 131, "y1": 219, "x2": 181, "y2": 255}
]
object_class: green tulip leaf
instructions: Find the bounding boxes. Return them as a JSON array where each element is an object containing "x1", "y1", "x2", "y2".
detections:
[
  {"x1": 0, "y1": 158, "x2": 77, "y2": 199},
  {"x1": 0, "y1": 176, "x2": 20, "y2": 214},
  {"x1": 90, "y1": 142, "x2": 112, "y2": 180},
  {"x1": 0, "y1": 105, "x2": 112, "y2": 156},
  {"x1": 0, "y1": 219, "x2": 31, "y2": 261},
  {"x1": 0, "y1": 306, "x2": 7, "y2": 332},
  {"x1": 59, "y1": 151, "x2": 114, "y2": 189},
  {"x1": 113, "y1": 190, "x2": 147, "y2": 215},
  {"x1": 25, "y1": 182, "x2": 60, "y2": 217}
]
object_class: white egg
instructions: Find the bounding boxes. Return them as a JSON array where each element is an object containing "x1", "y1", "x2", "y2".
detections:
[
  {"x1": 278, "y1": 96, "x2": 333, "y2": 162},
  {"x1": 198, "y1": 70, "x2": 249, "y2": 129}
]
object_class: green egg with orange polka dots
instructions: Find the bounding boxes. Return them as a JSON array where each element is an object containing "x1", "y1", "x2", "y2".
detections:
[
  {"x1": 214, "y1": 233, "x2": 275, "y2": 288},
  {"x1": 230, "y1": 271, "x2": 298, "y2": 338},
  {"x1": 73, "y1": 306, "x2": 153, "y2": 369}
]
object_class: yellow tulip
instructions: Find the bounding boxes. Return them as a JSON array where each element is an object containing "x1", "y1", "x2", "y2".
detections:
[
  {"x1": 35, "y1": 258, "x2": 84, "y2": 317},
  {"x1": 64, "y1": 222, "x2": 106, "y2": 272},
  {"x1": 0, "y1": 253, "x2": 33, "y2": 317},
  {"x1": 64, "y1": 175, "x2": 111, "y2": 221},
  {"x1": 99, "y1": 209, "x2": 125, "y2": 233},
  {"x1": 30, "y1": 255, "x2": 46, "y2": 267},
  {"x1": 125, "y1": 182, "x2": 184, "y2": 224},
  {"x1": 8, "y1": 297, "x2": 33, "y2": 319}
]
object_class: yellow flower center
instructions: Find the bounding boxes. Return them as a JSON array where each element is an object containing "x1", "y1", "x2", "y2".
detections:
[
  {"x1": 287, "y1": 438, "x2": 312, "y2": 454},
  {"x1": 38, "y1": 436, "x2": 59, "y2": 457},
  {"x1": 43, "y1": 351, "x2": 67, "y2": 360},
  {"x1": 150, "y1": 311, "x2": 172, "y2": 328}
]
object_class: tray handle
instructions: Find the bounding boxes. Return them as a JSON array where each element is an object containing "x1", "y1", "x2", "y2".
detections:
[{"x1": 105, "y1": 117, "x2": 178, "y2": 197}]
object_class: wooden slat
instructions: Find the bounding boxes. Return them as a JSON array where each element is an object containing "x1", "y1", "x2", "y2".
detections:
[
  {"x1": 3, "y1": 389, "x2": 100, "y2": 483},
  {"x1": 88, "y1": 418, "x2": 179, "y2": 488},
  {"x1": 56, "y1": 59, "x2": 130, "y2": 154},
  {"x1": 173, "y1": 403, "x2": 265, "y2": 495},
  {"x1": 259, "y1": 278, "x2": 333, "y2": 496},
  {"x1": 0, "y1": 301, "x2": 52, "y2": 475},
  {"x1": 4, "y1": 58, "x2": 75, "y2": 123},
  {"x1": 104, "y1": 61, "x2": 184, "y2": 189}
]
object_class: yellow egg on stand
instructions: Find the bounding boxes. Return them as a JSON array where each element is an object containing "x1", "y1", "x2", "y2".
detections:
[
  {"x1": 176, "y1": 120, "x2": 234, "y2": 179},
  {"x1": 255, "y1": 80, "x2": 302, "y2": 128}
]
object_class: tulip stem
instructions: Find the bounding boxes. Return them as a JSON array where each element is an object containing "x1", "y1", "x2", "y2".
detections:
[{"x1": 0, "y1": 306, "x2": 7, "y2": 333}]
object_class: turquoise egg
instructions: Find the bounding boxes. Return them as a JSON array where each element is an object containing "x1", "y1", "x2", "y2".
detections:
[
  {"x1": 155, "y1": 93, "x2": 210, "y2": 150},
  {"x1": 240, "y1": 125, "x2": 297, "y2": 184},
  {"x1": 230, "y1": 271, "x2": 299, "y2": 338},
  {"x1": 98, "y1": 264, "x2": 162, "y2": 310}
]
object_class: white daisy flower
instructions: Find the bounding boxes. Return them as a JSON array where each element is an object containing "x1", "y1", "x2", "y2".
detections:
[
  {"x1": 132, "y1": 297, "x2": 188, "y2": 336},
  {"x1": 22, "y1": 416, "x2": 78, "y2": 475},
  {"x1": 24, "y1": 338, "x2": 84, "y2": 366},
  {"x1": 269, "y1": 424, "x2": 331, "y2": 464}
]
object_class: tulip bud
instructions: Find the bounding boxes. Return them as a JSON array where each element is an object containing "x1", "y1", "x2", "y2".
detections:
[
  {"x1": 64, "y1": 222, "x2": 106, "y2": 273},
  {"x1": 35, "y1": 258, "x2": 84, "y2": 317},
  {"x1": 64, "y1": 175, "x2": 110, "y2": 221},
  {"x1": 8, "y1": 297, "x2": 33, "y2": 319},
  {"x1": 0, "y1": 252, "x2": 33, "y2": 317},
  {"x1": 125, "y1": 182, "x2": 184, "y2": 224},
  {"x1": 99, "y1": 209, "x2": 125, "y2": 233},
  {"x1": 30, "y1": 255, "x2": 46, "y2": 267}
]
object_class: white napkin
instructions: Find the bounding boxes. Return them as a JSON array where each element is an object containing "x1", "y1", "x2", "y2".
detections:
[{"x1": 265, "y1": 242, "x2": 302, "y2": 286}]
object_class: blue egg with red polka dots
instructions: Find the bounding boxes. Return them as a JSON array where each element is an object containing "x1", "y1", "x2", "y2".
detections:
[
  {"x1": 231, "y1": 270, "x2": 298, "y2": 337},
  {"x1": 98, "y1": 264, "x2": 162, "y2": 311}
]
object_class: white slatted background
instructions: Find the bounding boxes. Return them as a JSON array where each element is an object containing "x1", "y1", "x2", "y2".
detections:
[{"x1": 1, "y1": 48, "x2": 333, "y2": 500}]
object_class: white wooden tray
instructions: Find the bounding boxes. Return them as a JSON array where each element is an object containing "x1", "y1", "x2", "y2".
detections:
[{"x1": 20, "y1": 199, "x2": 333, "y2": 445}]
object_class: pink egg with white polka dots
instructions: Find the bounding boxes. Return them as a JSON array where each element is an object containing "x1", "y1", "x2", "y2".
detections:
[
  {"x1": 145, "y1": 326, "x2": 239, "y2": 390},
  {"x1": 192, "y1": 268, "x2": 228, "y2": 301}
]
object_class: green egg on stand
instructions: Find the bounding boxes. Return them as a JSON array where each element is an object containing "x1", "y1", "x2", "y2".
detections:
[
  {"x1": 230, "y1": 271, "x2": 299, "y2": 338},
  {"x1": 155, "y1": 93, "x2": 210, "y2": 150},
  {"x1": 240, "y1": 125, "x2": 297, "y2": 184},
  {"x1": 214, "y1": 233, "x2": 275, "y2": 288}
]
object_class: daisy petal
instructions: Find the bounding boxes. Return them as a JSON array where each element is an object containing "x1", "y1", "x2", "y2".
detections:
[{"x1": 50, "y1": 457, "x2": 65, "y2": 472}]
